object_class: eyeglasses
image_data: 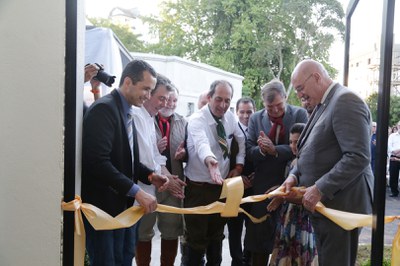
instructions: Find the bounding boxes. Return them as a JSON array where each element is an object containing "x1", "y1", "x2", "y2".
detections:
[{"x1": 295, "y1": 73, "x2": 314, "y2": 93}]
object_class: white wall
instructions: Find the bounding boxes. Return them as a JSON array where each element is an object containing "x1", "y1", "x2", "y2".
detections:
[
  {"x1": 0, "y1": 0, "x2": 70, "y2": 264},
  {"x1": 131, "y1": 53, "x2": 244, "y2": 117}
]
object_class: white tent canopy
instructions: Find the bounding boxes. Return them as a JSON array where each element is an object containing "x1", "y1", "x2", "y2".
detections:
[{"x1": 84, "y1": 26, "x2": 133, "y2": 105}]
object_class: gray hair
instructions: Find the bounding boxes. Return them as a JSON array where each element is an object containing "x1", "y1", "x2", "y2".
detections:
[{"x1": 261, "y1": 79, "x2": 286, "y2": 103}]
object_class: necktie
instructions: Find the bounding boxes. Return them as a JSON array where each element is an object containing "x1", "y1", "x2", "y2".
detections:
[
  {"x1": 215, "y1": 118, "x2": 229, "y2": 159},
  {"x1": 158, "y1": 115, "x2": 171, "y2": 149},
  {"x1": 268, "y1": 115, "x2": 285, "y2": 145},
  {"x1": 127, "y1": 113, "x2": 134, "y2": 160}
]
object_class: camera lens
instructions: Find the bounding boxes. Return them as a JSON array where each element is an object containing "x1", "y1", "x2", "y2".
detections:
[{"x1": 95, "y1": 69, "x2": 116, "y2": 87}]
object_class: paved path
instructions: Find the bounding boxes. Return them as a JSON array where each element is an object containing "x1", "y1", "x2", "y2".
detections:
[
  {"x1": 133, "y1": 186, "x2": 400, "y2": 265},
  {"x1": 359, "y1": 185, "x2": 399, "y2": 245}
]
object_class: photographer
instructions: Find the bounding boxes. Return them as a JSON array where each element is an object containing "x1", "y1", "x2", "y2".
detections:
[{"x1": 83, "y1": 63, "x2": 116, "y2": 115}]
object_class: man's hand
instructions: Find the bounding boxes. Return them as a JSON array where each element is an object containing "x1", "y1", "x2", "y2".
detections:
[
  {"x1": 300, "y1": 184, "x2": 322, "y2": 213},
  {"x1": 134, "y1": 189, "x2": 157, "y2": 214},
  {"x1": 282, "y1": 175, "x2": 298, "y2": 193},
  {"x1": 84, "y1": 63, "x2": 99, "y2": 83},
  {"x1": 166, "y1": 175, "x2": 186, "y2": 199},
  {"x1": 205, "y1": 156, "x2": 224, "y2": 185},
  {"x1": 242, "y1": 173, "x2": 254, "y2": 189},
  {"x1": 157, "y1": 136, "x2": 168, "y2": 153},
  {"x1": 257, "y1": 131, "x2": 277, "y2": 156},
  {"x1": 280, "y1": 174, "x2": 299, "y2": 201},
  {"x1": 150, "y1": 173, "x2": 169, "y2": 192},
  {"x1": 174, "y1": 141, "x2": 187, "y2": 161},
  {"x1": 227, "y1": 164, "x2": 243, "y2": 178},
  {"x1": 267, "y1": 197, "x2": 284, "y2": 212}
]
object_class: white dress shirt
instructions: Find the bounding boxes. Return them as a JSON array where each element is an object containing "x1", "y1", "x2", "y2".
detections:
[
  {"x1": 238, "y1": 122, "x2": 249, "y2": 139},
  {"x1": 131, "y1": 106, "x2": 167, "y2": 197},
  {"x1": 388, "y1": 131, "x2": 400, "y2": 157},
  {"x1": 184, "y1": 106, "x2": 246, "y2": 183}
]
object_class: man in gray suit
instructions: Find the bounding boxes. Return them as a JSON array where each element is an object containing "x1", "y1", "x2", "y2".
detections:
[
  {"x1": 284, "y1": 59, "x2": 374, "y2": 266},
  {"x1": 245, "y1": 79, "x2": 308, "y2": 265}
]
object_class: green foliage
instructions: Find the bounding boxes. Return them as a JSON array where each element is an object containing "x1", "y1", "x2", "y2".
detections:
[
  {"x1": 87, "y1": 17, "x2": 145, "y2": 51},
  {"x1": 356, "y1": 245, "x2": 392, "y2": 266},
  {"x1": 86, "y1": 1, "x2": 345, "y2": 108},
  {"x1": 365, "y1": 92, "x2": 400, "y2": 126},
  {"x1": 142, "y1": 0, "x2": 345, "y2": 105}
]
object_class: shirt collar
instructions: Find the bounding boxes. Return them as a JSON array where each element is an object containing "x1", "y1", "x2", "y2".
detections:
[
  {"x1": 117, "y1": 88, "x2": 131, "y2": 116},
  {"x1": 239, "y1": 122, "x2": 248, "y2": 131},
  {"x1": 207, "y1": 105, "x2": 226, "y2": 124},
  {"x1": 321, "y1": 82, "x2": 336, "y2": 104}
]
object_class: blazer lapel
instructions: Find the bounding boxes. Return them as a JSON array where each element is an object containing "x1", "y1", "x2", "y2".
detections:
[
  {"x1": 261, "y1": 110, "x2": 272, "y2": 134},
  {"x1": 298, "y1": 85, "x2": 339, "y2": 151}
]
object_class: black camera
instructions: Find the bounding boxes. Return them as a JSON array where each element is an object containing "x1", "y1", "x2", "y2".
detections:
[{"x1": 94, "y1": 63, "x2": 116, "y2": 87}]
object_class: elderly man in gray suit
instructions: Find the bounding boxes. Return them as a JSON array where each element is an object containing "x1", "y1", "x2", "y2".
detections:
[
  {"x1": 284, "y1": 59, "x2": 374, "y2": 266},
  {"x1": 245, "y1": 79, "x2": 308, "y2": 265}
]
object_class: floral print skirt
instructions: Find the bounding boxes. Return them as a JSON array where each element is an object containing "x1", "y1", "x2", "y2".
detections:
[{"x1": 270, "y1": 203, "x2": 318, "y2": 266}]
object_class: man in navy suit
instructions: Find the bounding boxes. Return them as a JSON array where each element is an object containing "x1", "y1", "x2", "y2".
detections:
[
  {"x1": 82, "y1": 60, "x2": 169, "y2": 266},
  {"x1": 245, "y1": 79, "x2": 308, "y2": 265}
]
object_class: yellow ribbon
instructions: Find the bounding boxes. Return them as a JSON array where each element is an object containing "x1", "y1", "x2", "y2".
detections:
[{"x1": 61, "y1": 177, "x2": 400, "y2": 266}]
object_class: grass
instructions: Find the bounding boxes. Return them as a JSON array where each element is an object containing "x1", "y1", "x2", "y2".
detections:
[{"x1": 356, "y1": 245, "x2": 392, "y2": 266}]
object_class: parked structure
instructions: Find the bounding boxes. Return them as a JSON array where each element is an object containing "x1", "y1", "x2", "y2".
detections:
[{"x1": 131, "y1": 52, "x2": 244, "y2": 116}]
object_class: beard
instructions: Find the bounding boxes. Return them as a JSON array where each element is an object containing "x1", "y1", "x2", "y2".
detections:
[{"x1": 159, "y1": 108, "x2": 174, "y2": 118}]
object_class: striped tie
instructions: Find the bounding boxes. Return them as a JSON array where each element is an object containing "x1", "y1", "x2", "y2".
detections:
[
  {"x1": 216, "y1": 119, "x2": 229, "y2": 159},
  {"x1": 127, "y1": 113, "x2": 134, "y2": 159}
]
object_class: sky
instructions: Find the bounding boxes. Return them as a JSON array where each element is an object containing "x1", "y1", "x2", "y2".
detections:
[{"x1": 85, "y1": 0, "x2": 161, "y2": 18}]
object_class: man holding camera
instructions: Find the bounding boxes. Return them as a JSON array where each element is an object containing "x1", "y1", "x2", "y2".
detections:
[{"x1": 82, "y1": 60, "x2": 169, "y2": 266}]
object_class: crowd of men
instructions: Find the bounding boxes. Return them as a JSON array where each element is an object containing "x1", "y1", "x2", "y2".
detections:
[{"x1": 81, "y1": 59, "x2": 374, "y2": 266}]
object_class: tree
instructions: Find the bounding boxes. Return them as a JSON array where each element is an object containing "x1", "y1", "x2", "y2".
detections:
[
  {"x1": 87, "y1": 17, "x2": 145, "y2": 51},
  {"x1": 365, "y1": 92, "x2": 400, "y2": 126},
  {"x1": 143, "y1": 0, "x2": 345, "y2": 108}
]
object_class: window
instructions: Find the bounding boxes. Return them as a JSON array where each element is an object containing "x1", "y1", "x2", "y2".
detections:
[{"x1": 187, "y1": 102, "x2": 194, "y2": 116}]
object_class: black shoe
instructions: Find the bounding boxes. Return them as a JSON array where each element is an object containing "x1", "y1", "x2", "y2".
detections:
[{"x1": 389, "y1": 194, "x2": 398, "y2": 197}]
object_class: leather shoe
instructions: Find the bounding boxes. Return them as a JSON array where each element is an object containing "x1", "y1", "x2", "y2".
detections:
[{"x1": 389, "y1": 194, "x2": 398, "y2": 197}]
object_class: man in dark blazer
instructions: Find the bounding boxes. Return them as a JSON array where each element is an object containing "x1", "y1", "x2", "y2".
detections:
[
  {"x1": 227, "y1": 97, "x2": 256, "y2": 266},
  {"x1": 245, "y1": 79, "x2": 308, "y2": 265},
  {"x1": 82, "y1": 60, "x2": 169, "y2": 266},
  {"x1": 285, "y1": 59, "x2": 374, "y2": 266}
]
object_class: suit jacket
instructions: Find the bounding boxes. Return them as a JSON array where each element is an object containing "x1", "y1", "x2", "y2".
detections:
[
  {"x1": 230, "y1": 122, "x2": 253, "y2": 176},
  {"x1": 244, "y1": 104, "x2": 308, "y2": 252},
  {"x1": 82, "y1": 89, "x2": 153, "y2": 217},
  {"x1": 154, "y1": 112, "x2": 187, "y2": 180},
  {"x1": 229, "y1": 122, "x2": 254, "y2": 204},
  {"x1": 293, "y1": 84, "x2": 374, "y2": 214},
  {"x1": 247, "y1": 105, "x2": 308, "y2": 197}
]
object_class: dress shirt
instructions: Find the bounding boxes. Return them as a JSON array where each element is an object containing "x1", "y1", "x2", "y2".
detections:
[
  {"x1": 388, "y1": 132, "x2": 400, "y2": 156},
  {"x1": 131, "y1": 106, "x2": 167, "y2": 197},
  {"x1": 185, "y1": 106, "x2": 246, "y2": 183},
  {"x1": 321, "y1": 82, "x2": 336, "y2": 104},
  {"x1": 238, "y1": 122, "x2": 249, "y2": 139}
]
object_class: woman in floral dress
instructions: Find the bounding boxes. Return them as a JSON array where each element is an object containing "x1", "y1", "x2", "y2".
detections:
[{"x1": 269, "y1": 123, "x2": 318, "y2": 266}]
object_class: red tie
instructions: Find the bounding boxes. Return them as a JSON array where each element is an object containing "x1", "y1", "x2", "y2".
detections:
[
  {"x1": 158, "y1": 115, "x2": 170, "y2": 148},
  {"x1": 268, "y1": 114, "x2": 285, "y2": 145}
]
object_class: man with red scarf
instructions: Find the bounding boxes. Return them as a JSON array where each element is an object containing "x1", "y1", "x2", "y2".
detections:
[{"x1": 244, "y1": 79, "x2": 308, "y2": 265}]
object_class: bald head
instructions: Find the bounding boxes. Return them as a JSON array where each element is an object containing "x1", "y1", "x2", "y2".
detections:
[
  {"x1": 291, "y1": 59, "x2": 333, "y2": 107},
  {"x1": 291, "y1": 59, "x2": 330, "y2": 80},
  {"x1": 197, "y1": 91, "x2": 209, "y2": 109}
]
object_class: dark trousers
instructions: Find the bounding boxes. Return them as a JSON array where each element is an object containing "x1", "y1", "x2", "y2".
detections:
[
  {"x1": 183, "y1": 180, "x2": 227, "y2": 265},
  {"x1": 312, "y1": 215, "x2": 360, "y2": 266},
  {"x1": 84, "y1": 217, "x2": 138, "y2": 266},
  {"x1": 389, "y1": 160, "x2": 400, "y2": 195},
  {"x1": 227, "y1": 213, "x2": 250, "y2": 266}
]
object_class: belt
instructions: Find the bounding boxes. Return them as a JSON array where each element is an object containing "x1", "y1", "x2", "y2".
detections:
[{"x1": 186, "y1": 177, "x2": 219, "y2": 187}]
